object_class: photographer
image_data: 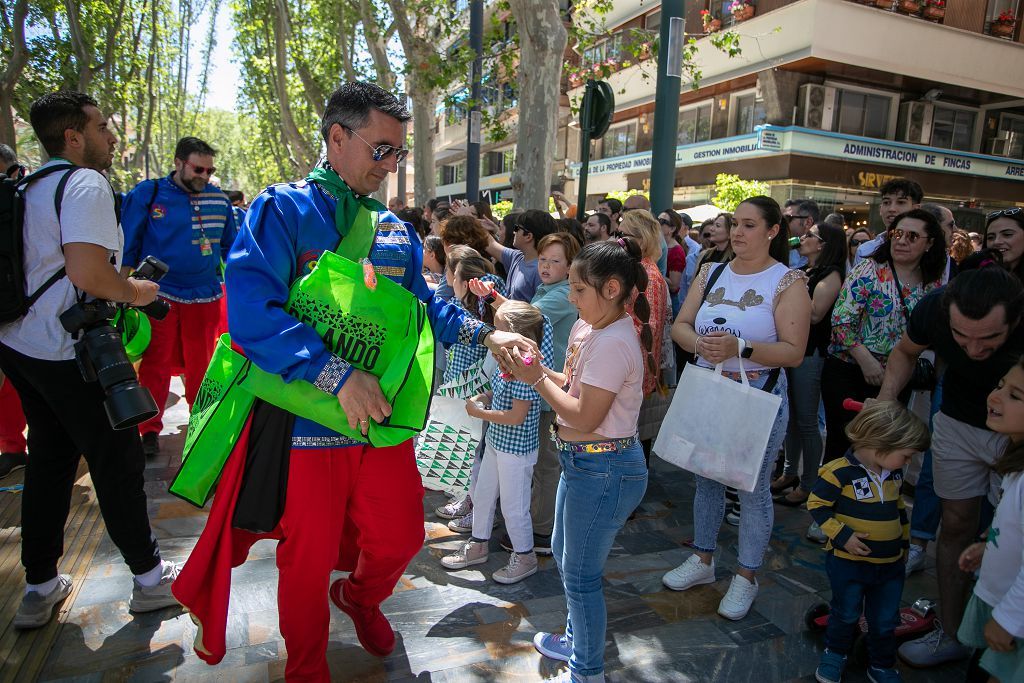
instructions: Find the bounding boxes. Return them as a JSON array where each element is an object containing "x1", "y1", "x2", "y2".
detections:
[{"x1": 0, "y1": 91, "x2": 179, "y2": 630}]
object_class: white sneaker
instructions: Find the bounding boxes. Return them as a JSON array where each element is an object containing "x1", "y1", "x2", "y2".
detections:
[
  {"x1": 905, "y1": 543, "x2": 927, "y2": 575},
  {"x1": 662, "y1": 554, "x2": 715, "y2": 591},
  {"x1": 448, "y1": 511, "x2": 474, "y2": 533},
  {"x1": 492, "y1": 551, "x2": 538, "y2": 584},
  {"x1": 806, "y1": 521, "x2": 827, "y2": 544},
  {"x1": 435, "y1": 494, "x2": 472, "y2": 520},
  {"x1": 441, "y1": 540, "x2": 488, "y2": 569},
  {"x1": 717, "y1": 574, "x2": 758, "y2": 620}
]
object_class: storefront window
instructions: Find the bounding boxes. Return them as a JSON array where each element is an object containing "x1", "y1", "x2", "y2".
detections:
[
  {"x1": 595, "y1": 123, "x2": 637, "y2": 159},
  {"x1": 733, "y1": 93, "x2": 767, "y2": 135},
  {"x1": 484, "y1": 150, "x2": 515, "y2": 176},
  {"x1": 931, "y1": 107, "x2": 976, "y2": 151},
  {"x1": 678, "y1": 103, "x2": 713, "y2": 145},
  {"x1": 835, "y1": 90, "x2": 891, "y2": 139}
]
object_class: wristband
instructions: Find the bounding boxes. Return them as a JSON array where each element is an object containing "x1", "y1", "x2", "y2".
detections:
[
  {"x1": 127, "y1": 279, "x2": 140, "y2": 305},
  {"x1": 531, "y1": 375, "x2": 545, "y2": 388},
  {"x1": 736, "y1": 337, "x2": 746, "y2": 358}
]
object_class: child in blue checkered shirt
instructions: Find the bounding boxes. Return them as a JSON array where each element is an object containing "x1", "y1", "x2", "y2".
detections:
[{"x1": 441, "y1": 300, "x2": 545, "y2": 584}]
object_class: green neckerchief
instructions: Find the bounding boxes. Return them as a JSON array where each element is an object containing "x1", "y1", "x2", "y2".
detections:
[{"x1": 306, "y1": 164, "x2": 386, "y2": 262}]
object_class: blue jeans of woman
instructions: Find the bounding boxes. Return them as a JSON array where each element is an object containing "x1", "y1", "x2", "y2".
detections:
[
  {"x1": 692, "y1": 371, "x2": 789, "y2": 570},
  {"x1": 824, "y1": 554, "x2": 904, "y2": 668},
  {"x1": 784, "y1": 353, "x2": 825, "y2": 492},
  {"x1": 551, "y1": 441, "x2": 648, "y2": 677}
]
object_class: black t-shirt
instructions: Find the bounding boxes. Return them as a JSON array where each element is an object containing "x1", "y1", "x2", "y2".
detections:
[
  {"x1": 805, "y1": 264, "x2": 841, "y2": 357},
  {"x1": 907, "y1": 288, "x2": 1024, "y2": 429}
]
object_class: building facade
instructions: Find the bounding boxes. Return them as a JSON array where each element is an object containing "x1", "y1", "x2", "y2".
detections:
[{"x1": 434, "y1": 0, "x2": 1024, "y2": 232}]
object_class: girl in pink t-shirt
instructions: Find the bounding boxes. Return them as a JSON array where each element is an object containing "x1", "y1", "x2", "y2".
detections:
[{"x1": 507, "y1": 237, "x2": 650, "y2": 682}]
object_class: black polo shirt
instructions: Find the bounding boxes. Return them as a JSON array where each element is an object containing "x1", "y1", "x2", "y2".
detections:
[{"x1": 907, "y1": 288, "x2": 1024, "y2": 430}]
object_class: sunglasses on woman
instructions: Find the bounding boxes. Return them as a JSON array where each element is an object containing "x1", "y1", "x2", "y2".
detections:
[
  {"x1": 849, "y1": 238, "x2": 867, "y2": 247},
  {"x1": 889, "y1": 228, "x2": 926, "y2": 244},
  {"x1": 988, "y1": 207, "x2": 1023, "y2": 220}
]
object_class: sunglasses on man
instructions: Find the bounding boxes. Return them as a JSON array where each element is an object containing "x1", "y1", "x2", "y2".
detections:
[
  {"x1": 345, "y1": 126, "x2": 410, "y2": 164},
  {"x1": 184, "y1": 159, "x2": 216, "y2": 176}
]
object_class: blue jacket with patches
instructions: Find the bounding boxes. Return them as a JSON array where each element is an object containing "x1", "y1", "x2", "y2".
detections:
[
  {"x1": 227, "y1": 178, "x2": 488, "y2": 447},
  {"x1": 121, "y1": 174, "x2": 237, "y2": 302}
]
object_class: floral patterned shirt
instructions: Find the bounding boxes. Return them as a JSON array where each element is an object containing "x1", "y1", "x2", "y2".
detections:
[{"x1": 828, "y1": 258, "x2": 941, "y2": 364}]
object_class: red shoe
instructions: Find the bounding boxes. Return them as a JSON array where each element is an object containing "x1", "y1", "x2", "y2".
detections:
[{"x1": 329, "y1": 579, "x2": 395, "y2": 657}]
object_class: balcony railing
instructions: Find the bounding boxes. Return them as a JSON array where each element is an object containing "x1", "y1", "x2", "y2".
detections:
[{"x1": 847, "y1": 0, "x2": 1021, "y2": 39}]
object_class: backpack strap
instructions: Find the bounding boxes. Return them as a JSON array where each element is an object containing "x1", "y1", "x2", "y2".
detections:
[{"x1": 21, "y1": 165, "x2": 80, "y2": 309}]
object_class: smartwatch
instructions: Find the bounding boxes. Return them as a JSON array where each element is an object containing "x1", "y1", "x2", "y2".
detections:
[
  {"x1": 482, "y1": 290, "x2": 497, "y2": 305},
  {"x1": 741, "y1": 340, "x2": 754, "y2": 359}
]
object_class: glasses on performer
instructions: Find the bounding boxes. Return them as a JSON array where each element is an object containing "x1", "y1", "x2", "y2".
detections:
[
  {"x1": 344, "y1": 126, "x2": 410, "y2": 164},
  {"x1": 889, "y1": 228, "x2": 926, "y2": 244},
  {"x1": 184, "y1": 160, "x2": 216, "y2": 176}
]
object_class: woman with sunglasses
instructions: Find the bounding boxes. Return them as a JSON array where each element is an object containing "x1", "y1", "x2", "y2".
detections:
[
  {"x1": 847, "y1": 228, "x2": 872, "y2": 272},
  {"x1": 985, "y1": 208, "x2": 1024, "y2": 281},
  {"x1": 697, "y1": 213, "x2": 734, "y2": 271},
  {"x1": 821, "y1": 209, "x2": 947, "y2": 461},
  {"x1": 773, "y1": 223, "x2": 847, "y2": 528}
]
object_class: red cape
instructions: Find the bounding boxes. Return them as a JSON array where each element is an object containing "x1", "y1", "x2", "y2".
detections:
[{"x1": 171, "y1": 416, "x2": 360, "y2": 664}]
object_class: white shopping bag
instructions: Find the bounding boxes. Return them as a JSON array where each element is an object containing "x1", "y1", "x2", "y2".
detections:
[{"x1": 653, "y1": 358, "x2": 782, "y2": 492}]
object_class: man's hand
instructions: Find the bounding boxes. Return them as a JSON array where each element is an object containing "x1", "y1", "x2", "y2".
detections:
[
  {"x1": 842, "y1": 532, "x2": 872, "y2": 556},
  {"x1": 984, "y1": 617, "x2": 1017, "y2": 652},
  {"x1": 130, "y1": 279, "x2": 160, "y2": 307},
  {"x1": 337, "y1": 369, "x2": 392, "y2": 436},
  {"x1": 484, "y1": 330, "x2": 539, "y2": 370}
]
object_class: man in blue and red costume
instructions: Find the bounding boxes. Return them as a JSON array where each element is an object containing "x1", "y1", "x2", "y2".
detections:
[{"x1": 172, "y1": 82, "x2": 537, "y2": 681}]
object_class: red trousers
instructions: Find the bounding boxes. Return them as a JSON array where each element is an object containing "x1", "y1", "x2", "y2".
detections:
[
  {"x1": 137, "y1": 299, "x2": 221, "y2": 434},
  {"x1": 173, "y1": 420, "x2": 425, "y2": 683},
  {"x1": 0, "y1": 377, "x2": 26, "y2": 453}
]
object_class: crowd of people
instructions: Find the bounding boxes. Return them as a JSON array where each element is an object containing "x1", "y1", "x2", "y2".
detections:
[{"x1": 0, "y1": 82, "x2": 1022, "y2": 683}]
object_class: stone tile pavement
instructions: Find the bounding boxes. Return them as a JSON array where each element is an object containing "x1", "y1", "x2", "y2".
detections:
[{"x1": 9, "y1": 382, "x2": 967, "y2": 682}]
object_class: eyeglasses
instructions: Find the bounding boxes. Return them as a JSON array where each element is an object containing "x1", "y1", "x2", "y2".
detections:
[
  {"x1": 658, "y1": 218, "x2": 672, "y2": 226},
  {"x1": 988, "y1": 207, "x2": 1023, "y2": 221},
  {"x1": 849, "y1": 238, "x2": 867, "y2": 247},
  {"x1": 801, "y1": 232, "x2": 824, "y2": 242},
  {"x1": 889, "y1": 228, "x2": 926, "y2": 244},
  {"x1": 513, "y1": 224, "x2": 531, "y2": 235},
  {"x1": 184, "y1": 160, "x2": 216, "y2": 176},
  {"x1": 344, "y1": 126, "x2": 410, "y2": 164},
  {"x1": 786, "y1": 214, "x2": 810, "y2": 222}
]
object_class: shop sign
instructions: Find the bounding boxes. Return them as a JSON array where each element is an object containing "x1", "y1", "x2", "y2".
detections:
[{"x1": 569, "y1": 134, "x2": 768, "y2": 177}]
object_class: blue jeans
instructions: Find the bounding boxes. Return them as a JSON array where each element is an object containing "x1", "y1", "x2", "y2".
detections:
[
  {"x1": 551, "y1": 441, "x2": 648, "y2": 677},
  {"x1": 693, "y1": 371, "x2": 789, "y2": 570},
  {"x1": 784, "y1": 353, "x2": 825, "y2": 492},
  {"x1": 824, "y1": 554, "x2": 905, "y2": 668},
  {"x1": 909, "y1": 378, "x2": 942, "y2": 541}
]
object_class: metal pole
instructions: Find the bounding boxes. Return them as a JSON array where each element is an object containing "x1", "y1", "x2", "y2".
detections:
[
  {"x1": 397, "y1": 91, "x2": 407, "y2": 204},
  {"x1": 576, "y1": 80, "x2": 595, "y2": 215},
  {"x1": 465, "y1": 0, "x2": 483, "y2": 203},
  {"x1": 650, "y1": 0, "x2": 685, "y2": 213}
]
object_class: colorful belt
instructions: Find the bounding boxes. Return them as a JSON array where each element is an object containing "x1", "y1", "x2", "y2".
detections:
[{"x1": 550, "y1": 424, "x2": 639, "y2": 454}]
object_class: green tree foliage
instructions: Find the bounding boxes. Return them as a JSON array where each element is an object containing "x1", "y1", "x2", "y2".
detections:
[{"x1": 712, "y1": 173, "x2": 769, "y2": 212}]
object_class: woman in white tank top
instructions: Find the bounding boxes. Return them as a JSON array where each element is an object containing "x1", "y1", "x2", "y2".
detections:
[{"x1": 661, "y1": 196, "x2": 811, "y2": 621}]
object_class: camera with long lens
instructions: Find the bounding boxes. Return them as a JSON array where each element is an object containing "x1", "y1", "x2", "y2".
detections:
[{"x1": 59, "y1": 256, "x2": 170, "y2": 430}]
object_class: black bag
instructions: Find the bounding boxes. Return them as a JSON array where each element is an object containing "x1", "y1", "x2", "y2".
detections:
[{"x1": 0, "y1": 163, "x2": 79, "y2": 323}]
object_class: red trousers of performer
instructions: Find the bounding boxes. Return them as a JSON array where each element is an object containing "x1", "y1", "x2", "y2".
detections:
[
  {"x1": 173, "y1": 423, "x2": 425, "y2": 683},
  {"x1": 137, "y1": 299, "x2": 221, "y2": 435},
  {"x1": 0, "y1": 377, "x2": 27, "y2": 453}
]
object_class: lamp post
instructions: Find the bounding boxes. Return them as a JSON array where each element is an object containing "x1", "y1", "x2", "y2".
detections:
[
  {"x1": 649, "y1": 1, "x2": 685, "y2": 213},
  {"x1": 465, "y1": 0, "x2": 483, "y2": 203}
]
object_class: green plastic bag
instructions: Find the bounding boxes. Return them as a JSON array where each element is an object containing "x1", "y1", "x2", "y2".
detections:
[{"x1": 170, "y1": 250, "x2": 436, "y2": 507}]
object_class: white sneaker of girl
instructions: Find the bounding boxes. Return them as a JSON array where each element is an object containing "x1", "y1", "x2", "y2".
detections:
[{"x1": 717, "y1": 574, "x2": 758, "y2": 620}]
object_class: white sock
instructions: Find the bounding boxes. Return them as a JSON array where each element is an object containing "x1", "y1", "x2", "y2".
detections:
[
  {"x1": 26, "y1": 576, "x2": 59, "y2": 596},
  {"x1": 134, "y1": 560, "x2": 166, "y2": 588}
]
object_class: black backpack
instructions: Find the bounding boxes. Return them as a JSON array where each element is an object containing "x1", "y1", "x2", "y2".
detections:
[{"x1": 0, "y1": 163, "x2": 80, "y2": 323}]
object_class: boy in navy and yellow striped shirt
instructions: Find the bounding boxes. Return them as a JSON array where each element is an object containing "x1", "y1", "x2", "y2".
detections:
[{"x1": 807, "y1": 401, "x2": 930, "y2": 683}]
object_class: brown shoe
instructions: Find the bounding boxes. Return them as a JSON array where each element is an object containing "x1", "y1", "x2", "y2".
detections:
[
  {"x1": 770, "y1": 475, "x2": 799, "y2": 495},
  {"x1": 776, "y1": 489, "x2": 809, "y2": 507}
]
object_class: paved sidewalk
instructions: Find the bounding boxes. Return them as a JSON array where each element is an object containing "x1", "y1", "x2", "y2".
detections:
[{"x1": 4, "y1": 381, "x2": 967, "y2": 682}]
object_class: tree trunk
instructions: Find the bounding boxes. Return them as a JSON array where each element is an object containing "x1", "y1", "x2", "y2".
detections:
[
  {"x1": 358, "y1": 0, "x2": 395, "y2": 91},
  {"x1": 0, "y1": 0, "x2": 29, "y2": 150},
  {"x1": 64, "y1": 0, "x2": 95, "y2": 92},
  {"x1": 409, "y1": 83, "x2": 437, "y2": 208},
  {"x1": 136, "y1": 0, "x2": 159, "y2": 176},
  {"x1": 271, "y1": 0, "x2": 314, "y2": 170},
  {"x1": 506, "y1": 0, "x2": 567, "y2": 211}
]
